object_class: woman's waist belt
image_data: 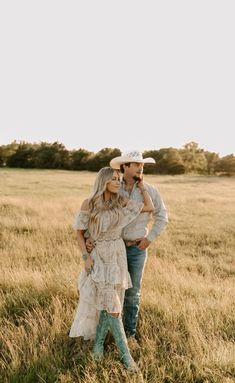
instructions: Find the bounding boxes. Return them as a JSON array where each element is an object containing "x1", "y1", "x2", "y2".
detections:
[{"x1": 95, "y1": 237, "x2": 121, "y2": 243}]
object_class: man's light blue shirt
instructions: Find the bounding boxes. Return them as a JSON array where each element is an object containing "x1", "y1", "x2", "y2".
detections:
[{"x1": 120, "y1": 180, "x2": 168, "y2": 242}]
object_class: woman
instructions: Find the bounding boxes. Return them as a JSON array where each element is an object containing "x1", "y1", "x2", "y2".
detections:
[{"x1": 69, "y1": 167, "x2": 154, "y2": 372}]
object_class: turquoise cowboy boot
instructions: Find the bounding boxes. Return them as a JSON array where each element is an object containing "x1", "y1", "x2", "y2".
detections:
[
  {"x1": 92, "y1": 310, "x2": 110, "y2": 360},
  {"x1": 107, "y1": 314, "x2": 140, "y2": 373}
]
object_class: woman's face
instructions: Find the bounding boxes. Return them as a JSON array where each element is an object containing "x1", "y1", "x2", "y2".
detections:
[{"x1": 106, "y1": 170, "x2": 121, "y2": 194}]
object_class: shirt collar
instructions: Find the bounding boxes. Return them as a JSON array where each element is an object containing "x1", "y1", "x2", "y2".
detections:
[{"x1": 121, "y1": 178, "x2": 138, "y2": 189}]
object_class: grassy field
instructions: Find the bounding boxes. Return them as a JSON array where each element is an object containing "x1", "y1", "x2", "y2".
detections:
[{"x1": 0, "y1": 168, "x2": 235, "y2": 383}]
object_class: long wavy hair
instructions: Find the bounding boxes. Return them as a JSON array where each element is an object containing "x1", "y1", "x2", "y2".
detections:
[{"x1": 88, "y1": 167, "x2": 124, "y2": 239}]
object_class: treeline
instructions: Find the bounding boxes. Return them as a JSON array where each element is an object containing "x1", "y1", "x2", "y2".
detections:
[{"x1": 0, "y1": 141, "x2": 234, "y2": 175}]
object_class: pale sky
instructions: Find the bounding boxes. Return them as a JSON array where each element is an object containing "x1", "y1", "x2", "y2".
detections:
[{"x1": 0, "y1": 1, "x2": 234, "y2": 156}]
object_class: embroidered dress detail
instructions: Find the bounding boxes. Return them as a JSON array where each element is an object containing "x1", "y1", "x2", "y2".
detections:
[{"x1": 73, "y1": 210, "x2": 89, "y2": 230}]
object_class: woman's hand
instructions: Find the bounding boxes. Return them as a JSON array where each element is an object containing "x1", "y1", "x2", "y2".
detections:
[
  {"x1": 85, "y1": 256, "x2": 94, "y2": 275},
  {"x1": 137, "y1": 176, "x2": 145, "y2": 191}
]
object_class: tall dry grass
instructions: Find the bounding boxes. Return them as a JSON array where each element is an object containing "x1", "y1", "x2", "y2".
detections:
[{"x1": 0, "y1": 169, "x2": 235, "y2": 383}]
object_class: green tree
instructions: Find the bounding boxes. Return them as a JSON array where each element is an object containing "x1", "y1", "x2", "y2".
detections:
[
  {"x1": 86, "y1": 148, "x2": 121, "y2": 171},
  {"x1": 180, "y1": 142, "x2": 207, "y2": 173},
  {"x1": 204, "y1": 151, "x2": 219, "y2": 175},
  {"x1": 70, "y1": 149, "x2": 93, "y2": 170},
  {"x1": 6, "y1": 143, "x2": 36, "y2": 168},
  {"x1": 215, "y1": 154, "x2": 235, "y2": 175},
  {"x1": 33, "y1": 142, "x2": 69, "y2": 169},
  {"x1": 143, "y1": 149, "x2": 163, "y2": 174},
  {"x1": 0, "y1": 147, "x2": 4, "y2": 166},
  {"x1": 144, "y1": 148, "x2": 185, "y2": 174},
  {"x1": 0, "y1": 141, "x2": 20, "y2": 166}
]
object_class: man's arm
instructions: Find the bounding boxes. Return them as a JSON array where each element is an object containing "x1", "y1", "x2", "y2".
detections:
[
  {"x1": 137, "y1": 185, "x2": 168, "y2": 250},
  {"x1": 146, "y1": 186, "x2": 168, "y2": 242},
  {"x1": 85, "y1": 236, "x2": 95, "y2": 252}
]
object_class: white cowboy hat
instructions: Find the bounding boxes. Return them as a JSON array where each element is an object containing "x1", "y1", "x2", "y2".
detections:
[{"x1": 110, "y1": 150, "x2": 156, "y2": 170}]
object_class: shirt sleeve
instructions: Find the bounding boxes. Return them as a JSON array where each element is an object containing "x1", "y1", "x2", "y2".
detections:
[
  {"x1": 73, "y1": 210, "x2": 90, "y2": 230},
  {"x1": 121, "y1": 199, "x2": 144, "y2": 228},
  {"x1": 147, "y1": 186, "x2": 168, "y2": 242}
]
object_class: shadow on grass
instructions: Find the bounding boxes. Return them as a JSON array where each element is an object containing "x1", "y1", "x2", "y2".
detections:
[
  {"x1": 1, "y1": 331, "x2": 89, "y2": 383},
  {"x1": 1, "y1": 332, "x2": 130, "y2": 383},
  {"x1": 1, "y1": 289, "x2": 65, "y2": 325},
  {"x1": 1, "y1": 300, "x2": 233, "y2": 382},
  {"x1": 137, "y1": 304, "x2": 228, "y2": 383},
  {"x1": 0, "y1": 284, "x2": 76, "y2": 326}
]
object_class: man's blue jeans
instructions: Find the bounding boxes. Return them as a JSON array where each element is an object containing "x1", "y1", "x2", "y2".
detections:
[{"x1": 123, "y1": 245, "x2": 147, "y2": 337}]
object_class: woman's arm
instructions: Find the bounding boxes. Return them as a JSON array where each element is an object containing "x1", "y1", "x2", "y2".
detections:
[
  {"x1": 75, "y1": 199, "x2": 94, "y2": 273},
  {"x1": 138, "y1": 179, "x2": 154, "y2": 212},
  {"x1": 76, "y1": 229, "x2": 88, "y2": 255},
  {"x1": 121, "y1": 185, "x2": 154, "y2": 212},
  {"x1": 76, "y1": 230, "x2": 94, "y2": 273}
]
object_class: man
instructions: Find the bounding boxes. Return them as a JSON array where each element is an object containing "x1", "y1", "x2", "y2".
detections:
[{"x1": 109, "y1": 150, "x2": 168, "y2": 349}]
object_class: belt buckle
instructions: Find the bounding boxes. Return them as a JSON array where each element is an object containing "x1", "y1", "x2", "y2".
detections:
[{"x1": 125, "y1": 240, "x2": 140, "y2": 247}]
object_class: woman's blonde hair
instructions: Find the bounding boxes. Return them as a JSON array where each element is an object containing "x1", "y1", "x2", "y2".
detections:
[{"x1": 88, "y1": 167, "x2": 124, "y2": 239}]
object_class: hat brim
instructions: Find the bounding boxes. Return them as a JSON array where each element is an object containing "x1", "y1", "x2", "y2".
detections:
[{"x1": 110, "y1": 156, "x2": 156, "y2": 170}]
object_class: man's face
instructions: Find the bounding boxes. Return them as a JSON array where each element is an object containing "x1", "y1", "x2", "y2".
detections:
[{"x1": 123, "y1": 162, "x2": 144, "y2": 179}]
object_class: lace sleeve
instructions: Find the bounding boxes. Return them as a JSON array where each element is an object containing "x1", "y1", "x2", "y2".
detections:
[
  {"x1": 73, "y1": 210, "x2": 90, "y2": 230},
  {"x1": 121, "y1": 199, "x2": 144, "y2": 228}
]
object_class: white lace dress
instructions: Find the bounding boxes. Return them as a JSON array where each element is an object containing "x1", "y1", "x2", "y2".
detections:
[{"x1": 69, "y1": 199, "x2": 143, "y2": 340}]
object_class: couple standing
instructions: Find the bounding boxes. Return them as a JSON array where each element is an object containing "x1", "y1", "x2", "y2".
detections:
[{"x1": 69, "y1": 150, "x2": 168, "y2": 373}]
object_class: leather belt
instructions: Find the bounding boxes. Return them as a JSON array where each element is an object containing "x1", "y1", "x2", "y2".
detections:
[{"x1": 124, "y1": 239, "x2": 141, "y2": 247}]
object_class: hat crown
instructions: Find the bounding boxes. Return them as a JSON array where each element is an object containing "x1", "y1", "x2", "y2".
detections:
[
  {"x1": 123, "y1": 150, "x2": 143, "y2": 161},
  {"x1": 109, "y1": 150, "x2": 155, "y2": 169}
]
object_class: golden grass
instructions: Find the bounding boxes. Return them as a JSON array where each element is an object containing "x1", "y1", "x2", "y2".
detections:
[{"x1": 0, "y1": 169, "x2": 235, "y2": 383}]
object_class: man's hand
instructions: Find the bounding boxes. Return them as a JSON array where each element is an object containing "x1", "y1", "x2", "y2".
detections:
[
  {"x1": 137, "y1": 237, "x2": 151, "y2": 250},
  {"x1": 86, "y1": 238, "x2": 95, "y2": 253}
]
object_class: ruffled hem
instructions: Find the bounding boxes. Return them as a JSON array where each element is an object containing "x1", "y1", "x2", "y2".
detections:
[
  {"x1": 78, "y1": 269, "x2": 132, "y2": 312},
  {"x1": 96, "y1": 289, "x2": 123, "y2": 313},
  {"x1": 91, "y1": 262, "x2": 131, "y2": 288},
  {"x1": 69, "y1": 300, "x2": 99, "y2": 340},
  {"x1": 69, "y1": 261, "x2": 132, "y2": 338}
]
